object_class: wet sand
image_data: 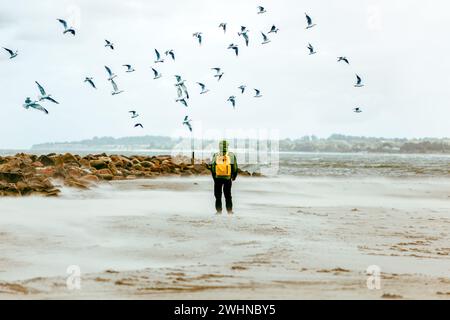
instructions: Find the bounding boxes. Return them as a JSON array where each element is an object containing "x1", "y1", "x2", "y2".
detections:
[{"x1": 0, "y1": 176, "x2": 449, "y2": 299}]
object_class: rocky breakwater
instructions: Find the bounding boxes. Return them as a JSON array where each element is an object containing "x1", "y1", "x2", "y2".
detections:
[{"x1": 0, "y1": 153, "x2": 258, "y2": 197}]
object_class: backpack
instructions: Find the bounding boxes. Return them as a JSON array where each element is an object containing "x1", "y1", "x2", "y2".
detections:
[{"x1": 215, "y1": 153, "x2": 231, "y2": 178}]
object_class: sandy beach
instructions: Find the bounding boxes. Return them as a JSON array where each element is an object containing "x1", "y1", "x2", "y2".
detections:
[{"x1": 0, "y1": 175, "x2": 449, "y2": 299}]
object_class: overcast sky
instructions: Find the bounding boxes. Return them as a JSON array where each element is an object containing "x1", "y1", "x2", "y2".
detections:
[{"x1": 1, "y1": 0, "x2": 449, "y2": 149}]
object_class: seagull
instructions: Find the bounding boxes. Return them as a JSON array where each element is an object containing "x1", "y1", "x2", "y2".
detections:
[
  {"x1": 261, "y1": 32, "x2": 271, "y2": 44},
  {"x1": 353, "y1": 107, "x2": 362, "y2": 113},
  {"x1": 238, "y1": 26, "x2": 248, "y2": 35},
  {"x1": 305, "y1": 13, "x2": 316, "y2": 29},
  {"x1": 35, "y1": 81, "x2": 59, "y2": 104},
  {"x1": 212, "y1": 68, "x2": 224, "y2": 81},
  {"x1": 228, "y1": 43, "x2": 239, "y2": 56},
  {"x1": 104, "y1": 39, "x2": 114, "y2": 50},
  {"x1": 23, "y1": 97, "x2": 48, "y2": 114},
  {"x1": 134, "y1": 123, "x2": 144, "y2": 129},
  {"x1": 355, "y1": 74, "x2": 364, "y2": 87},
  {"x1": 105, "y1": 66, "x2": 117, "y2": 81},
  {"x1": 111, "y1": 79, "x2": 123, "y2": 95},
  {"x1": 174, "y1": 75, "x2": 184, "y2": 85},
  {"x1": 152, "y1": 68, "x2": 162, "y2": 79},
  {"x1": 57, "y1": 19, "x2": 75, "y2": 35},
  {"x1": 268, "y1": 25, "x2": 279, "y2": 34},
  {"x1": 254, "y1": 89, "x2": 262, "y2": 98},
  {"x1": 238, "y1": 27, "x2": 250, "y2": 46},
  {"x1": 238, "y1": 85, "x2": 246, "y2": 94},
  {"x1": 197, "y1": 82, "x2": 209, "y2": 94},
  {"x1": 183, "y1": 116, "x2": 193, "y2": 132},
  {"x1": 257, "y1": 6, "x2": 267, "y2": 14},
  {"x1": 165, "y1": 49, "x2": 175, "y2": 61},
  {"x1": 2, "y1": 47, "x2": 18, "y2": 59},
  {"x1": 84, "y1": 77, "x2": 96, "y2": 89},
  {"x1": 193, "y1": 32, "x2": 202, "y2": 45},
  {"x1": 227, "y1": 96, "x2": 236, "y2": 109},
  {"x1": 129, "y1": 111, "x2": 139, "y2": 118},
  {"x1": 174, "y1": 76, "x2": 189, "y2": 99},
  {"x1": 154, "y1": 49, "x2": 164, "y2": 63},
  {"x1": 219, "y1": 23, "x2": 227, "y2": 33},
  {"x1": 123, "y1": 64, "x2": 135, "y2": 72},
  {"x1": 307, "y1": 43, "x2": 316, "y2": 55},
  {"x1": 338, "y1": 57, "x2": 350, "y2": 64},
  {"x1": 176, "y1": 98, "x2": 188, "y2": 107}
]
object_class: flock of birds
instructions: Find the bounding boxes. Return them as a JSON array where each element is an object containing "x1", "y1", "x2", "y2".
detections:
[{"x1": 3, "y1": 5, "x2": 367, "y2": 134}]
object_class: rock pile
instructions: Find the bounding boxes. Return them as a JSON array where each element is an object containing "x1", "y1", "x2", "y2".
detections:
[{"x1": 0, "y1": 153, "x2": 257, "y2": 197}]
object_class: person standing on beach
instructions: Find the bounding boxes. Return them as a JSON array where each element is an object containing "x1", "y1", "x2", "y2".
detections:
[{"x1": 210, "y1": 140, "x2": 238, "y2": 214}]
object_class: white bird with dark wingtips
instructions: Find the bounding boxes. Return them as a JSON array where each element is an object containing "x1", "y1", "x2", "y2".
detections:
[
  {"x1": 35, "y1": 81, "x2": 59, "y2": 104},
  {"x1": 238, "y1": 26, "x2": 248, "y2": 36},
  {"x1": 57, "y1": 19, "x2": 75, "y2": 35},
  {"x1": 338, "y1": 57, "x2": 350, "y2": 64},
  {"x1": 175, "y1": 76, "x2": 189, "y2": 99},
  {"x1": 123, "y1": 64, "x2": 135, "y2": 72},
  {"x1": 111, "y1": 79, "x2": 123, "y2": 95},
  {"x1": 183, "y1": 116, "x2": 193, "y2": 132},
  {"x1": 152, "y1": 68, "x2": 162, "y2": 79},
  {"x1": 305, "y1": 13, "x2": 316, "y2": 29},
  {"x1": 176, "y1": 98, "x2": 188, "y2": 107},
  {"x1": 193, "y1": 32, "x2": 202, "y2": 45},
  {"x1": 238, "y1": 85, "x2": 246, "y2": 94},
  {"x1": 268, "y1": 25, "x2": 279, "y2": 34},
  {"x1": 261, "y1": 32, "x2": 271, "y2": 44},
  {"x1": 165, "y1": 49, "x2": 175, "y2": 61},
  {"x1": 219, "y1": 23, "x2": 227, "y2": 33},
  {"x1": 3, "y1": 47, "x2": 18, "y2": 59},
  {"x1": 227, "y1": 96, "x2": 236, "y2": 109},
  {"x1": 355, "y1": 74, "x2": 364, "y2": 87},
  {"x1": 212, "y1": 68, "x2": 224, "y2": 81},
  {"x1": 238, "y1": 27, "x2": 250, "y2": 46},
  {"x1": 254, "y1": 89, "x2": 262, "y2": 98},
  {"x1": 197, "y1": 82, "x2": 209, "y2": 94},
  {"x1": 129, "y1": 111, "x2": 139, "y2": 118},
  {"x1": 23, "y1": 97, "x2": 48, "y2": 114},
  {"x1": 353, "y1": 107, "x2": 362, "y2": 113},
  {"x1": 257, "y1": 6, "x2": 267, "y2": 14},
  {"x1": 154, "y1": 49, "x2": 164, "y2": 63},
  {"x1": 307, "y1": 43, "x2": 316, "y2": 55},
  {"x1": 228, "y1": 43, "x2": 239, "y2": 56},
  {"x1": 105, "y1": 66, "x2": 117, "y2": 81},
  {"x1": 104, "y1": 40, "x2": 114, "y2": 50},
  {"x1": 84, "y1": 77, "x2": 96, "y2": 89}
]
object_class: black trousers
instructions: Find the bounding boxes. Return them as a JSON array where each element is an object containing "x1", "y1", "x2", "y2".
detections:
[{"x1": 214, "y1": 178, "x2": 233, "y2": 212}]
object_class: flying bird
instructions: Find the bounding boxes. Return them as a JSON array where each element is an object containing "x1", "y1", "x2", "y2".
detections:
[
  {"x1": 261, "y1": 32, "x2": 271, "y2": 44},
  {"x1": 238, "y1": 27, "x2": 250, "y2": 46},
  {"x1": 111, "y1": 79, "x2": 123, "y2": 95},
  {"x1": 257, "y1": 6, "x2": 267, "y2": 14},
  {"x1": 227, "y1": 96, "x2": 236, "y2": 109},
  {"x1": 355, "y1": 74, "x2": 364, "y2": 87},
  {"x1": 193, "y1": 32, "x2": 202, "y2": 45},
  {"x1": 129, "y1": 111, "x2": 139, "y2": 118},
  {"x1": 212, "y1": 68, "x2": 224, "y2": 81},
  {"x1": 2, "y1": 47, "x2": 18, "y2": 59},
  {"x1": 35, "y1": 81, "x2": 59, "y2": 104},
  {"x1": 84, "y1": 77, "x2": 96, "y2": 89},
  {"x1": 219, "y1": 23, "x2": 227, "y2": 33},
  {"x1": 154, "y1": 49, "x2": 164, "y2": 63},
  {"x1": 165, "y1": 49, "x2": 175, "y2": 60},
  {"x1": 176, "y1": 98, "x2": 188, "y2": 107},
  {"x1": 254, "y1": 89, "x2": 262, "y2": 98},
  {"x1": 57, "y1": 19, "x2": 75, "y2": 35},
  {"x1": 197, "y1": 82, "x2": 209, "y2": 94},
  {"x1": 105, "y1": 66, "x2": 117, "y2": 81},
  {"x1": 23, "y1": 97, "x2": 48, "y2": 114},
  {"x1": 305, "y1": 13, "x2": 316, "y2": 29},
  {"x1": 238, "y1": 85, "x2": 246, "y2": 94},
  {"x1": 104, "y1": 39, "x2": 114, "y2": 50},
  {"x1": 268, "y1": 25, "x2": 279, "y2": 34},
  {"x1": 123, "y1": 64, "x2": 135, "y2": 72},
  {"x1": 307, "y1": 43, "x2": 316, "y2": 55},
  {"x1": 228, "y1": 43, "x2": 239, "y2": 56},
  {"x1": 152, "y1": 67, "x2": 162, "y2": 79},
  {"x1": 134, "y1": 123, "x2": 144, "y2": 129},
  {"x1": 338, "y1": 57, "x2": 350, "y2": 64},
  {"x1": 353, "y1": 107, "x2": 362, "y2": 113},
  {"x1": 183, "y1": 116, "x2": 193, "y2": 132}
]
